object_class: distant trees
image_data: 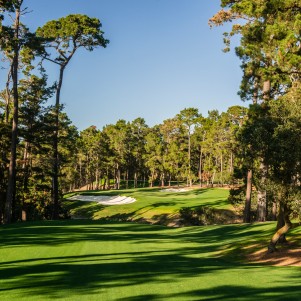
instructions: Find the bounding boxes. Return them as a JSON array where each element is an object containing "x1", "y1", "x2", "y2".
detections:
[{"x1": 71, "y1": 106, "x2": 247, "y2": 191}]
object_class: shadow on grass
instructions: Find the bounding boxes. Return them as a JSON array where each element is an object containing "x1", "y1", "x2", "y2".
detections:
[
  {"x1": 1, "y1": 221, "x2": 300, "y2": 300},
  {"x1": 63, "y1": 200, "x2": 106, "y2": 219}
]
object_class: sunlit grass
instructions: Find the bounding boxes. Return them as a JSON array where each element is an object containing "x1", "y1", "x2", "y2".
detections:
[
  {"x1": 63, "y1": 187, "x2": 236, "y2": 224},
  {"x1": 1, "y1": 220, "x2": 300, "y2": 300}
]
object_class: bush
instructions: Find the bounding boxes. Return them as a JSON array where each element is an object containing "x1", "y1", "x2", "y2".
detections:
[{"x1": 179, "y1": 206, "x2": 215, "y2": 226}]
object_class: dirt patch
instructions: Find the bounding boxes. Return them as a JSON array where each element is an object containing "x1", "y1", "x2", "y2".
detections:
[{"x1": 247, "y1": 243, "x2": 301, "y2": 267}]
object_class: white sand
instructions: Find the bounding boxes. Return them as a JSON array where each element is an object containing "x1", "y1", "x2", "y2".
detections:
[
  {"x1": 160, "y1": 188, "x2": 189, "y2": 192},
  {"x1": 68, "y1": 194, "x2": 136, "y2": 205}
]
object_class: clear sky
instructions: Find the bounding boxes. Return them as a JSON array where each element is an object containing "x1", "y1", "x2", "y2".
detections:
[{"x1": 9, "y1": 0, "x2": 245, "y2": 130}]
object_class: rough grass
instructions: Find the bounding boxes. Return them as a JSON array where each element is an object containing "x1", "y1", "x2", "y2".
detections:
[
  {"x1": 63, "y1": 187, "x2": 240, "y2": 225},
  {"x1": 1, "y1": 220, "x2": 301, "y2": 301}
]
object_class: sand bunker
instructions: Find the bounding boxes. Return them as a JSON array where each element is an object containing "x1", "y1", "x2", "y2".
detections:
[
  {"x1": 160, "y1": 188, "x2": 189, "y2": 192},
  {"x1": 68, "y1": 195, "x2": 136, "y2": 205}
]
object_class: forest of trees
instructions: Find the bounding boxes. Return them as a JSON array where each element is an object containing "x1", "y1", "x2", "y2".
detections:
[
  {"x1": 0, "y1": 1, "x2": 300, "y2": 251},
  {"x1": 68, "y1": 106, "x2": 247, "y2": 192},
  {"x1": 0, "y1": 1, "x2": 109, "y2": 223}
]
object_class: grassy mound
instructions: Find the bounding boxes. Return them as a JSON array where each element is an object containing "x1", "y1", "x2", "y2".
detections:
[
  {"x1": 1, "y1": 220, "x2": 300, "y2": 300},
  {"x1": 63, "y1": 187, "x2": 241, "y2": 225}
]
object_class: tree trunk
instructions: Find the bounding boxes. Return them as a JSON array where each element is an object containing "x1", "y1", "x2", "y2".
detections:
[
  {"x1": 276, "y1": 202, "x2": 288, "y2": 244},
  {"x1": 95, "y1": 169, "x2": 99, "y2": 190},
  {"x1": 256, "y1": 79, "x2": 270, "y2": 222},
  {"x1": 150, "y1": 170, "x2": 155, "y2": 188},
  {"x1": 257, "y1": 161, "x2": 267, "y2": 222},
  {"x1": 244, "y1": 169, "x2": 252, "y2": 223},
  {"x1": 22, "y1": 142, "x2": 30, "y2": 191},
  {"x1": 229, "y1": 151, "x2": 233, "y2": 174},
  {"x1": 134, "y1": 172, "x2": 137, "y2": 188},
  {"x1": 52, "y1": 65, "x2": 65, "y2": 219},
  {"x1": 268, "y1": 203, "x2": 292, "y2": 253},
  {"x1": 263, "y1": 80, "x2": 271, "y2": 101},
  {"x1": 79, "y1": 158, "x2": 82, "y2": 188},
  {"x1": 5, "y1": 7, "x2": 21, "y2": 224},
  {"x1": 211, "y1": 170, "x2": 216, "y2": 187},
  {"x1": 199, "y1": 146, "x2": 202, "y2": 187},
  {"x1": 161, "y1": 173, "x2": 165, "y2": 187},
  {"x1": 107, "y1": 168, "x2": 110, "y2": 189},
  {"x1": 117, "y1": 168, "x2": 121, "y2": 190},
  {"x1": 220, "y1": 154, "x2": 223, "y2": 187},
  {"x1": 126, "y1": 170, "x2": 129, "y2": 189},
  {"x1": 5, "y1": 69, "x2": 11, "y2": 124}
]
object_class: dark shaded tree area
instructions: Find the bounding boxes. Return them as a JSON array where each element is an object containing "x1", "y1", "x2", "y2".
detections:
[
  {"x1": 211, "y1": 0, "x2": 301, "y2": 250},
  {"x1": 0, "y1": 1, "x2": 108, "y2": 223}
]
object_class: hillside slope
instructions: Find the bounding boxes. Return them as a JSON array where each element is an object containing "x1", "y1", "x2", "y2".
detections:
[{"x1": 63, "y1": 187, "x2": 241, "y2": 226}]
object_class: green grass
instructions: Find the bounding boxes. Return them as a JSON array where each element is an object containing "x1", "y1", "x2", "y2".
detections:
[
  {"x1": 63, "y1": 187, "x2": 238, "y2": 224},
  {"x1": 1, "y1": 220, "x2": 300, "y2": 300}
]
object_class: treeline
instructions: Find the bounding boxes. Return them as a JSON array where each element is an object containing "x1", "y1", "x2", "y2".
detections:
[
  {"x1": 70, "y1": 106, "x2": 247, "y2": 191},
  {"x1": 0, "y1": 1, "x2": 108, "y2": 223}
]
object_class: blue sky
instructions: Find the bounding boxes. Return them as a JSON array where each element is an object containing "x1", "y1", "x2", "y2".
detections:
[{"x1": 14, "y1": 0, "x2": 244, "y2": 130}]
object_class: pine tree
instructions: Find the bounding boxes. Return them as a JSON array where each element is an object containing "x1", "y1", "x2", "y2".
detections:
[{"x1": 37, "y1": 15, "x2": 109, "y2": 218}]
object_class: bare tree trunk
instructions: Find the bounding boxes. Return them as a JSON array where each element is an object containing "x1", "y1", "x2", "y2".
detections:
[
  {"x1": 188, "y1": 132, "x2": 192, "y2": 187},
  {"x1": 91, "y1": 178, "x2": 94, "y2": 190},
  {"x1": 107, "y1": 169, "x2": 110, "y2": 190},
  {"x1": 256, "y1": 79, "x2": 270, "y2": 222},
  {"x1": 52, "y1": 65, "x2": 65, "y2": 219},
  {"x1": 257, "y1": 161, "x2": 267, "y2": 222},
  {"x1": 134, "y1": 172, "x2": 137, "y2": 188},
  {"x1": 199, "y1": 146, "x2": 202, "y2": 187},
  {"x1": 220, "y1": 154, "x2": 223, "y2": 187},
  {"x1": 95, "y1": 169, "x2": 99, "y2": 190},
  {"x1": 268, "y1": 203, "x2": 292, "y2": 253},
  {"x1": 5, "y1": 7, "x2": 21, "y2": 224},
  {"x1": 276, "y1": 202, "x2": 288, "y2": 244},
  {"x1": 150, "y1": 170, "x2": 155, "y2": 188},
  {"x1": 79, "y1": 158, "x2": 82, "y2": 188},
  {"x1": 5, "y1": 69, "x2": 11, "y2": 124},
  {"x1": 117, "y1": 168, "x2": 121, "y2": 190},
  {"x1": 161, "y1": 173, "x2": 165, "y2": 187},
  {"x1": 21, "y1": 142, "x2": 30, "y2": 221},
  {"x1": 244, "y1": 169, "x2": 252, "y2": 223}
]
